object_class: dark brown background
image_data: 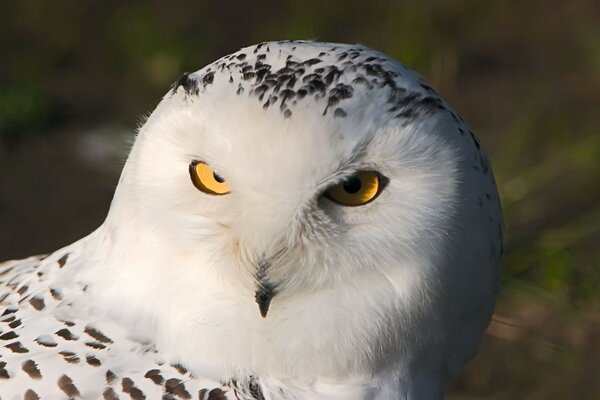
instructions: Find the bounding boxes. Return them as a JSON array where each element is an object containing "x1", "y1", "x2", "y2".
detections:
[{"x1": 1, "y1": 1, "x2": 599, "y2": 398}]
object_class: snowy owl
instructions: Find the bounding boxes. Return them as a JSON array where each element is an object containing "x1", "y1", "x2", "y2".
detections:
[{"x1": 0, "y1": 41, "x2": 503, "y2": 399}]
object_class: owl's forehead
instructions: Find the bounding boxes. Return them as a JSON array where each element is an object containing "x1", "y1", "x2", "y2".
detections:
[
  {"x1": 167, "y1": 41, "x2": 439, "y2": 133},
  {"x1": 154, "y1": 41, "x2": 450, "y2": 177}
]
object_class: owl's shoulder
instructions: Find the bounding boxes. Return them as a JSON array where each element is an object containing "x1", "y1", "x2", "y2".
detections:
[{"x1": 0, "y1": 253, "x2": 238, "y2": 399}]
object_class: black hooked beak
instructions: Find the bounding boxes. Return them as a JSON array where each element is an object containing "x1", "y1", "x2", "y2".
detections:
[{"x1": 254, "y1": 258, "x2": 278, "y2": 318}]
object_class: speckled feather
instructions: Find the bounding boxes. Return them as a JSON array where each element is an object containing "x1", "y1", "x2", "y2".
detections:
[
  {"x1": 172, "y1": 41, "x2": 450, "y2": 126},
  {"x1": 0, "y1": 252, "x2": 243, "y2": 400},
  {"x1": 1, "y1": 41, "x2": 502, "y2": 400}
]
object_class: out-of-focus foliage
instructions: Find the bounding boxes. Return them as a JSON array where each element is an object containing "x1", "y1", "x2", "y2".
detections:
[{"x1": 1, "y1": 1, "x2": 599, "y2": 398}]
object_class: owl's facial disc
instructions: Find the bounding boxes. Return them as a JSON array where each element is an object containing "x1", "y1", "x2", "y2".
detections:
[{"x1": 188, "y1": 160, "x2": 390, "y2": 317}]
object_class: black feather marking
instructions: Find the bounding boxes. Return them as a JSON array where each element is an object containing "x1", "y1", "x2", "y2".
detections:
[
  {"x1": 57, "y1": 253, "x2": 69, "y2": 268},
  {"x1": 145, "y1": 369, "x2": 164, "y2": 385},
  {"x1": 165, "y1": 378, "x2": 192, "y2": 399},
  {"x1": 58, "y1": 375, "x2": 81, "y2": 397},
  {"x1": 5, "y1": 341, "x2": 28, "y2": 353},
  {"x1": 122, "y1": 377, "x2": 146, "y2": 400},
  {"x1": 22, "y1": 359, "x2": 42, "y2": 379},
  {"x1": 24, "y1": 389, "x2": 40, "y2": 400},
  {"x1": 207, "y1": 388, "x2": 227, "y2": 400},
  {"x1": 254, "y1": 259, "x2": 277, "y2": 318},
  {"x1": 171, "y1": 72, "x2": 199, "y2": 96},
  {"x1": 0, "y1": 361, "x2": 9, "y2": 378}
]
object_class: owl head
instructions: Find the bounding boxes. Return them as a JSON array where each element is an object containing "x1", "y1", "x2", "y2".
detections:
[{"x1": 93, "y1": 41, "x2": 502, "y2": 394}]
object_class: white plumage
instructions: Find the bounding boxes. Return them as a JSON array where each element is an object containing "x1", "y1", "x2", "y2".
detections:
[{"x1": 0, "y1": 41, "x2": 503, "y2": 399}]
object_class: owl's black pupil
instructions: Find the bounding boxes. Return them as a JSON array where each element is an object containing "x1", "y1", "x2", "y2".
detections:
[
  {"x1": 343, "y1": 176, "x2": 362, "y2": 194},
  {"x1": 213, "y1": 171, "x2": 225, "y2": 183}
]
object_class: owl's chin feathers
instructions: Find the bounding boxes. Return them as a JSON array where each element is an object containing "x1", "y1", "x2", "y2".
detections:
[{"x1": 80, "y1": 218, "x2": 443, "y2": 378}]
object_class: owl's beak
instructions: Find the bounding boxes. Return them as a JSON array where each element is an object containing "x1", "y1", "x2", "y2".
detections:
[
  {"x1": 255, "y1": 282, "x2": 276, "y2": 318},
  {"x1": 254, "y1": 258, "x2": 277, "y2": 318}
]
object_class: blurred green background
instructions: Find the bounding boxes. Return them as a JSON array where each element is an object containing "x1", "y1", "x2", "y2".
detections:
[{"x1": 1, "y1": 1, "x2": 599, "y2": 398}]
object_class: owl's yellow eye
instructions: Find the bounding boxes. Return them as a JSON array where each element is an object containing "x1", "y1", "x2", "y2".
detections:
[
  {"x1": 189, "y1": 161, "x2": 231, "y2": 195},
  {"x1": 325, "y1": 171, "x2": 387, "y2": 207}
]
